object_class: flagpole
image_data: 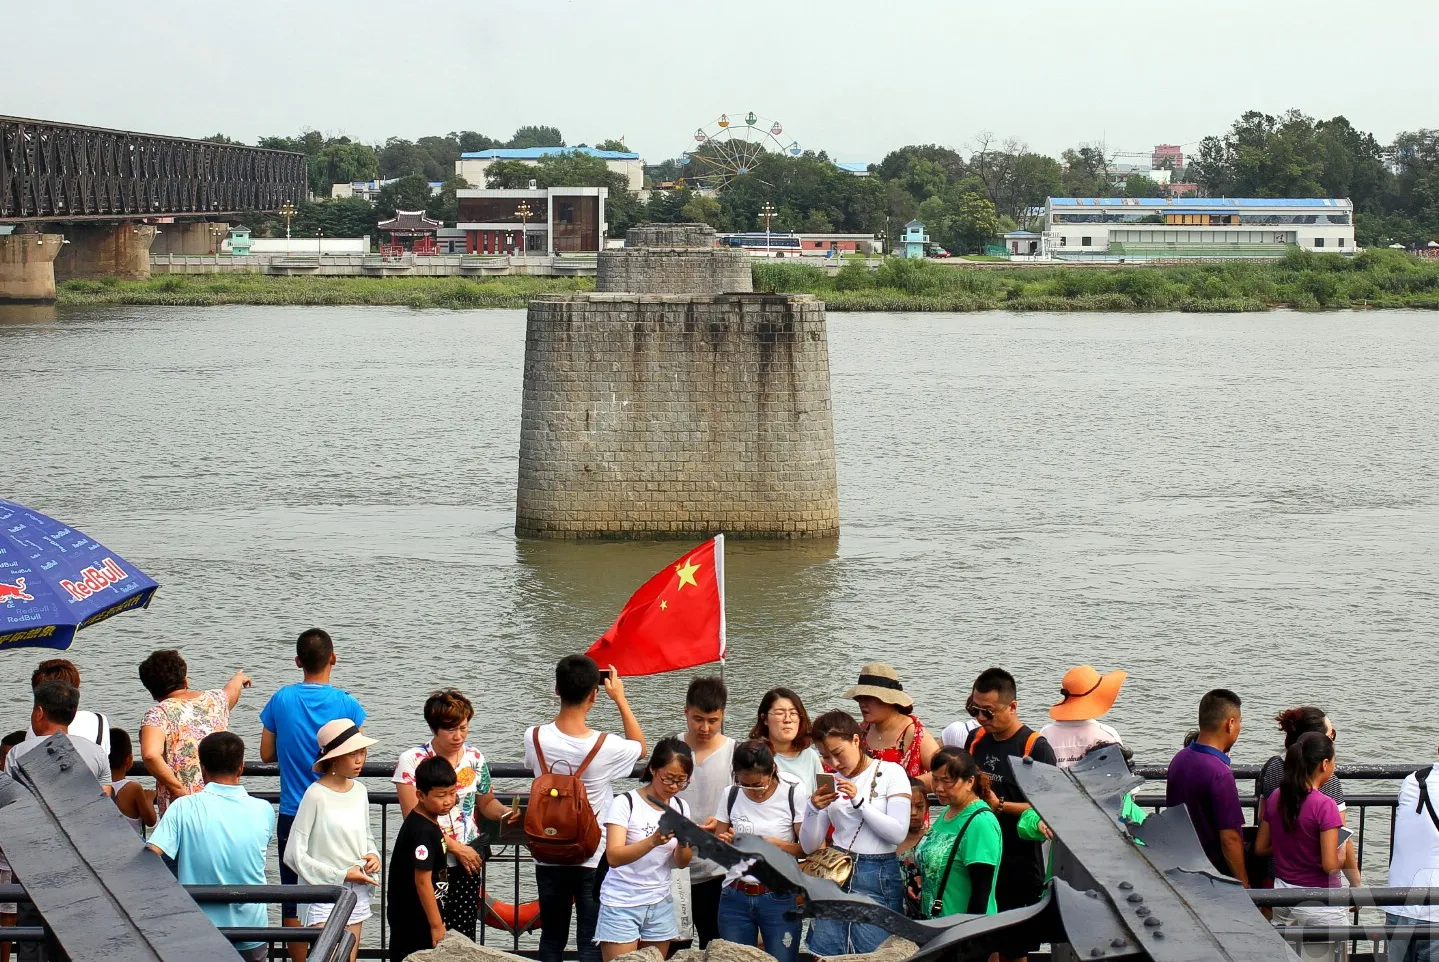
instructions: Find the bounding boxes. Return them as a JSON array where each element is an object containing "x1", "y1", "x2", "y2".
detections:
[{"x1": 715, "y1": 533, "x2": 726, "y2": 735}]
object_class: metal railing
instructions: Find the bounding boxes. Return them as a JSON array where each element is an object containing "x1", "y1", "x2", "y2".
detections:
[
  {"x1": 97, "y1": 760, "x2": 1432, "y2": 960},
  {"x1": 0, "y1": 883, "x2": 356, "y2": 961}
]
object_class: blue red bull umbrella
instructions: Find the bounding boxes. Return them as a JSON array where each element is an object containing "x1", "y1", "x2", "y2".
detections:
[{"x1": 0, "y1": 498, "x2": 159, "y2": 652}]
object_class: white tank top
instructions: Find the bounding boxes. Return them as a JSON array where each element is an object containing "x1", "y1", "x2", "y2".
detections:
[{"x1": 110, "y1": 777, "x2": 145, "y2": 835}]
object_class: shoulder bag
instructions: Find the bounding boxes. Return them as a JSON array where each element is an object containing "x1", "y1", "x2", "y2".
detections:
[
  {"x1": 799, "y1": 762, "x2": 882, "y2": 886},
  {"x1": 928, "y1": 808, "x2": 986, "y2": 918}
]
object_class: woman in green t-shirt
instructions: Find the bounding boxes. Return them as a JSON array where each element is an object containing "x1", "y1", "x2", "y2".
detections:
[{"x1": 915, "y1": 747, "x2": 1004, "y2": 918}]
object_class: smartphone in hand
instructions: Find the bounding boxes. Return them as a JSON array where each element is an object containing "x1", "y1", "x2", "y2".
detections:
[{"x1": 816, "y1": 773, "x2": 837, "y2": 795}]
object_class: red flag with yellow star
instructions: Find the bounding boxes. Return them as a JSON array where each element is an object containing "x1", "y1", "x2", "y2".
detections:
[{"x1": 586, "y1": 535, "x2": 726, "y2": 677}]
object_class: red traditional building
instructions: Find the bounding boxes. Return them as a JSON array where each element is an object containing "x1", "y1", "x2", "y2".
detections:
[{"x1": 377, "y1": 210, "x2": 443, "y2": 255}]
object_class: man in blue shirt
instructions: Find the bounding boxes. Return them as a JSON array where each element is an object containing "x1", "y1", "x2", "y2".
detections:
[
  {"x1": 1165, "y1": 688, "x2": 1249, "y2": 885},
  {"x1": 259, "y1": 627, "x2": 367, "y2": 953},
  {"x1": 148, "y1": 731, "x2": 275, "y2": 961}
]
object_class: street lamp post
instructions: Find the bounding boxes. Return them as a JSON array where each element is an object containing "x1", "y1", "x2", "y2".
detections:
[
  {"x1": 317, "y1": 227, "x2": 323, "y2": 258},
  {"x1": 279, "y1": 200, "x2": 297, "y2": 240},
  {"x1": 515, "y1": 201, "x2": 533, "y2": 258},
  {"x1": 760, "y1": 202, "x2": 777, "y2": 256}
]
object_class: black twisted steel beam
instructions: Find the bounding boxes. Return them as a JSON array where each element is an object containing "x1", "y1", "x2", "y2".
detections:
[{"x1": 0, "y1": 115, "x2": 306, "y2": 221}]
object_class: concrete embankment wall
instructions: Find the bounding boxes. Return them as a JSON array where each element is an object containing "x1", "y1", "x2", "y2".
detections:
[
  {"x1": 515, "y1": 292, "x2": 840, "y2": 539},
  {"x1": 148, "y1": 253, "x2": 599, "y2": 277}
]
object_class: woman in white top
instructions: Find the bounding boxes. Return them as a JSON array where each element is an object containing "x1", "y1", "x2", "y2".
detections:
[
  {"x1": 597, "y1": 738, "x2": 696, "y2": 962},
  {"x1": 748, "y1": 687, "x2": 825, "y2": 795},
  {"x1": 283, "y1": 719, "x2": 380, "y2": 962},
  {"x1": 715, "y1": 740, "x2": 805, "y2": 962},
  {"x1": 801, "y1": 710, "x2": 912, "y2": 958}
]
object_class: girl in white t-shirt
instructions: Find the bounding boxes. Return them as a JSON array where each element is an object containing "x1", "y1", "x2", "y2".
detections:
[
  {"x1": 800, "y1": 710, "x2": 912, "y2": 958},
  {"x1": 596, "y1": 738, "x2": 696, "y2": 962},
  {"x1": 715, "y1": 739, "x2": 805, "y2": 962},
  {"x1": 283, "y1": 719, "x2": 380, "y2": 962}
]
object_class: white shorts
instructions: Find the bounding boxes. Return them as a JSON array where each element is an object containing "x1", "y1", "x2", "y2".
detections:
[{"x1": 303, "y1": 881, "x2": 374, "y2": 927}]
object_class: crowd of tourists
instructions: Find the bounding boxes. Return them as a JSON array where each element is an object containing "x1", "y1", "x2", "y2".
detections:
[{"x1": 2, "y1": 632, "x2": 1438, "y2": 962}]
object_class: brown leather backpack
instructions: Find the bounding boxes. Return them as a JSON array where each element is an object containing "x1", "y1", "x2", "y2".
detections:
[{"x1": 524, "y1": 728, "x2": 607, "y2": 864}]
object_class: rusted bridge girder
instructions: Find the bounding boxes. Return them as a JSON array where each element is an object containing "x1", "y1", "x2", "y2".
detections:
[{"x1": 0, "y1": 115, "x2": 306, "y2": 222}]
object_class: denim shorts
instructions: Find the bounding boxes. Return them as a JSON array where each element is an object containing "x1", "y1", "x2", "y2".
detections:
[{"x1": 594, "y1": 897, "x2": 678, "y2": 944}]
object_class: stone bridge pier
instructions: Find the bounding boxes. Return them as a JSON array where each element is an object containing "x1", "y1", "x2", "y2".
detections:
[
  {"x1": 54, "y1": 223, "x2": 157, "y2": 282},
  {"x1": 516, "y1": 223, "x2": 840, "y2": 539},
  {"x1": 149, "y1": 221, "x2": 227, "y2": 256},
  {"x1": 0, "y1": 232, "x2": 65, "y2": 302}
]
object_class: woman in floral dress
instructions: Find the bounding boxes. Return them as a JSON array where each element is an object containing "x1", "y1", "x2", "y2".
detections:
[
  {"x1": 138, "y1": 649, "x2": 251, "y2": 815},
  {"x1": 393, "y1": 688, "x2": 518, "y2": 938}
]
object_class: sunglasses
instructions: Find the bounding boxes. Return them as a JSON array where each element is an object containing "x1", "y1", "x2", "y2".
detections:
[{"x1": 965, "y1": 700, "x2": 996, "y2": 721}]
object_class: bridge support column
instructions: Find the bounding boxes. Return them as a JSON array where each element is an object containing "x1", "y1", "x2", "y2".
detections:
[
  {"x1": 0, "y1": 233, "x2": 65, "y2": 302},
  {"x1": 54, "y1": 223, "x2": 157, "y2": 281},
  {"x1": 149, "y1": 221, "x2": 224, "y2": 255}
]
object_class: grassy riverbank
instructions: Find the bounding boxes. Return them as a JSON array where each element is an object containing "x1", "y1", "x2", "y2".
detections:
[
  {"x1": 52, "y1": 248, "x2": 1439, "y2": 311},
  {"x1": 55, "y1": 273, "x2": 592, "y2": 309},
  {"x1": 758, "y1": 248, "x2": 1439, "y2": 312}
]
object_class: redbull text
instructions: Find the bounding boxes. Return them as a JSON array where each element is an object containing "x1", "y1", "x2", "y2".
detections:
[{"x1": 58, "y1": 557, "x2": 129, "y2": 602}]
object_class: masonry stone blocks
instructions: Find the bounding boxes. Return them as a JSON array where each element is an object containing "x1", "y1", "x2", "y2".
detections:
[{"x1": 516, "y1": 224, "x2": 839, "y2": 539}]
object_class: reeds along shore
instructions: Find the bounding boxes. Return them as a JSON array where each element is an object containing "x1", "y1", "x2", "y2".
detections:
[{"x1": 52, "y1": 248, "x2": 1439, "y2": 312}]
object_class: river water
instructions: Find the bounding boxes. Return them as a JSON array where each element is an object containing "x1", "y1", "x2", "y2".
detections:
[{"x1": 1, "y1": 305, "x2": 1436, "y2": 773}]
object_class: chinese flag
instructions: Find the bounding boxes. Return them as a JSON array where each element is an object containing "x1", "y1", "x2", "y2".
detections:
[{"x1": 587, "y1": 535, "x2": 727, "y2": 677}]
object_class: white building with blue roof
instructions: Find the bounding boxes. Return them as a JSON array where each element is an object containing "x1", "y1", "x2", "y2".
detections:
[
  {"x1": 1042, "y1": 196, "x2": 1355, "y2": 259},
  {"x1": 455, "y1": 146, "x2": 644, "y2": 192}
]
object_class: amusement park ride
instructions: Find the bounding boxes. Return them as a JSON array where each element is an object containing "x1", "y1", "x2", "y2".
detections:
[{"x1": 678, "y1": 111, "x2": 802, "y2": 192}]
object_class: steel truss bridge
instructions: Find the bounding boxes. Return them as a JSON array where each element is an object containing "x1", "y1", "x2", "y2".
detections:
[{"x1": 0, "y1": 115, "x2": 306, "y2": 222}]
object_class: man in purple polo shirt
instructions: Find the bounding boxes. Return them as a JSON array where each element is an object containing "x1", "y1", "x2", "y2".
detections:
[{"x1": 1165, "y1": 688, "x2": 1249, "y2": 885}]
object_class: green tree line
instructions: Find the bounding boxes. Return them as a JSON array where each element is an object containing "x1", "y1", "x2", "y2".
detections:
[{"x1": 222, "y1": 110, "x2": 1439, "y2": 252}]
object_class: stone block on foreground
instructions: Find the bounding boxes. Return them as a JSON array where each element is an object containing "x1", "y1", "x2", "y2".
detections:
[
  {"x1": 820, "y1": 934, "x2": 921, "y2": 962},
  {"x1": 405, "y1": 931, "x2": 525, "y2": 962},
  {"x1": 703, "y1": 939, "x2": 786, "y2": 962},
  {"x1": 609, "y1": 946, "x2": 667, "y2": 962}
]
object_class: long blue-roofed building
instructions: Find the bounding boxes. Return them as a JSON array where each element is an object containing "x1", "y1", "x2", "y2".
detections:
[
  {"x1": 455, "y1": 146, "x2": 644, "y2": 191},
  {"x1": 1039, "y1": 196, "x2": 1355, "y2": 260}
]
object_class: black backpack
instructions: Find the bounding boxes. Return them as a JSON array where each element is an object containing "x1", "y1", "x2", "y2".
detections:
[{"x1": 1414, "y1": 765, "x2": 1439, "y2": 832}]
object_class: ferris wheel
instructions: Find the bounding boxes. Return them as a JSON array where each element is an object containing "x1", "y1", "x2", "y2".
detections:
[{"x1": 677, "y1": 112, "x2": 801, "y2": 192}]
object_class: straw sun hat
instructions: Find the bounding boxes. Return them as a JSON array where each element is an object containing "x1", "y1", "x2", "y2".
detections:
[
  {"x1": 312, "y1": 718, "x2": 377, "y2": 772},
  {"x1": 843, "y1": 663, "x2": 915, "y2": 711},
  {"x1": 1049, "y1": 666, "x2": 1128, "y2": 722}
]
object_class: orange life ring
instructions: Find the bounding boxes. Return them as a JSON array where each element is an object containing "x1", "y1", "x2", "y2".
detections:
[{"x1": 482, "y1": 890, "x2": 543, "y2": 934}]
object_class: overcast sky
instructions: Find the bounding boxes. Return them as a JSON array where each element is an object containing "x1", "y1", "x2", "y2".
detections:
[{"x1": 9, "y1": 0, "x2": 1438, "y2": 164}]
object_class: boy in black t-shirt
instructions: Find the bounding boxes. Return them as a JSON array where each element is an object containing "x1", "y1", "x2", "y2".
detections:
[
  {"x1": 387, "y1": 757, "x2": 457, "y2": 961},
  {"x1": 963, "y1": 668, "x2": 1057, "y2": 962}
]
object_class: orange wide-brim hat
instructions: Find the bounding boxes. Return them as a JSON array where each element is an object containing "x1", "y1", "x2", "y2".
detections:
[{"x1": 1049, "y1": 665, "x2": 1128, "y2": 722}]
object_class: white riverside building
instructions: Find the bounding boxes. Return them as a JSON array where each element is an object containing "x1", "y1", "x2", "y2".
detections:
[{"x1": 1037, "y1": 197, "x2": 1355, "y2": 260}]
